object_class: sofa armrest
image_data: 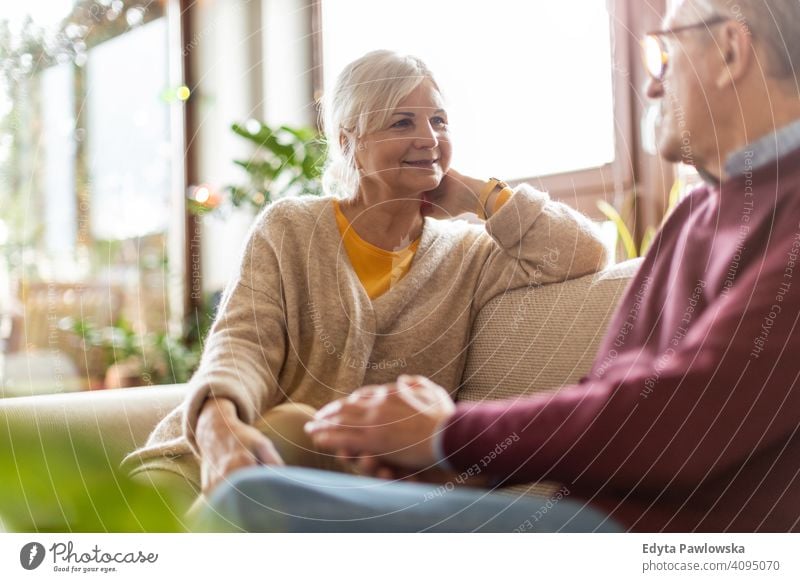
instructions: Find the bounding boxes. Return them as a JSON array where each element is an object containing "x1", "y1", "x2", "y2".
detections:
[{"x1": 0, "y1": 384, "x2": 188, "y2": 465}]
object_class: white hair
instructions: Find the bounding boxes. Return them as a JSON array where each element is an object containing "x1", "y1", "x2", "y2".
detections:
[
  {"x1": 689, "y1": 0, "x2": 800, "y2": 79},
  {"x1": 320, "y1": 50, "x2": 440, "y2": 198}
]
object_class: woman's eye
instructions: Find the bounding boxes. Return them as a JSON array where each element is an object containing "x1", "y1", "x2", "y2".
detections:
[
  {"x1": 432, "y1": 116, "x2": 448, "y2": 127},
  {"x1": 391, "y1": 119, "x2": 412, "y2": 129}
]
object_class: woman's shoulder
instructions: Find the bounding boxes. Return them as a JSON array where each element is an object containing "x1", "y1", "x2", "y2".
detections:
[
  {"x1": 251, "y1": 195, "x2": 336, "y2": 234},
  {"x1": 261, "y1": 194, "x2": 335, "y2": 219}
]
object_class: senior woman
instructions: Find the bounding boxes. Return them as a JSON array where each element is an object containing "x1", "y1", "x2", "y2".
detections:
[{"x1": 122, "y1": 49, "x2": 608, "y2": 508}]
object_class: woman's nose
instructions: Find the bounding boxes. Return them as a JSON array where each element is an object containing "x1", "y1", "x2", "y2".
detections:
[{"x1": 412, "y1": 121, "x2": 438, "y2": 148}]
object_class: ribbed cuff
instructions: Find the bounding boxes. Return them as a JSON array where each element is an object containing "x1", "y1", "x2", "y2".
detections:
[{"x1": 182, "y1": 378, "x2": 255, "y2": 457}]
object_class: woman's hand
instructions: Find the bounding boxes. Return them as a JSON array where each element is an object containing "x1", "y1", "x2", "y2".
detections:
[
  {"x1": 422, "y1": 169, "x2": 490, "y2": 220},
  {"x1": 304, "y1": 375, "x2": 456, "y2": 470},
  {"x1": 195, "y1": 397, "x2": 285, "y2": 495}
]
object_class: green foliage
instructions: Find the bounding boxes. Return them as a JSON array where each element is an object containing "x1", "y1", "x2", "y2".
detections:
[
  {"x1": 63, "y1": 317, "x2": 202, "y2": 386},
  {"x1": 598, "y1": 180, "x2": 683, "y2": 260},
  {"x1": 597, "y1": 199, "x2": 643, "y2": 260},
  {"x1": 192, "y1": 121, "x2": 327, "y2": 214},
  {"x1": 0, "y1": 418, "x2": 186, "y2": 532}
]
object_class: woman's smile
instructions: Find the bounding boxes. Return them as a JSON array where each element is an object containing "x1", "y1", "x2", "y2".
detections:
[{"x1": 402, "y1": 158, "x2": 439, "y2": 169}]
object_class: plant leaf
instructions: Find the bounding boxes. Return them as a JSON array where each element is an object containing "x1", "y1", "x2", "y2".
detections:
[{"x1": 596, "y1": 199, "x2": 638, "y2": 260}]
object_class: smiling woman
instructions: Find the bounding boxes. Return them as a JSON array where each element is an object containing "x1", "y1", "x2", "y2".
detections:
[{"x1": 122, "y1": 49, "x2": 610, "y2": 505}]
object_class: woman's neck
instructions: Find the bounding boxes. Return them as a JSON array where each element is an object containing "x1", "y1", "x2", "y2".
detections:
[{"x1": 338, "y1": 187, "x2": 425, "y2": 251}]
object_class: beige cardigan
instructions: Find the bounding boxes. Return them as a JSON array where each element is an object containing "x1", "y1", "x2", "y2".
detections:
[{"x1": 122, "y1": 185, "x2": 608, "y2": 487}]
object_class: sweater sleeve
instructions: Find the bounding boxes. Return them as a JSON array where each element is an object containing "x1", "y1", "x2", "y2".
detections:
[
  {"x1": 181, "y1": 206, "x2": 289, "y2": 456},
  {"x1": 441, "y1": 236, "x2": 800, "y2": 495},
  {"x1": 473, "y1": 183, "x2": 609, "y2": 312}
]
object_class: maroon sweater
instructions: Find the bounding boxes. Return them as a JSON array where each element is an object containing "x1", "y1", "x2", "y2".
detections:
[{"x1": 443, "y1": 145, "x2": 800, "y2": 532}]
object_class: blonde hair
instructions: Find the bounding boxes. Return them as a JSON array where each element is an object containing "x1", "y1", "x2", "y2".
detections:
[{"x1": 320, "y1": 50, "x2": 440, "y2": 198}]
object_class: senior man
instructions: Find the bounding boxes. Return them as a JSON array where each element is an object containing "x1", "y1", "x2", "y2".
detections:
[{"x1": 202, "y1": 0, "x2": 800, "y2": 532}]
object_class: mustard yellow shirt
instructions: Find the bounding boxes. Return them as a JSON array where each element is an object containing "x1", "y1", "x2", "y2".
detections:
[
  {"x1": 334, "y1": 200, "x2": 421, "y2": 299},
  {"x1": 334, "y1": 187, "x2": 514, "y2": 299}
]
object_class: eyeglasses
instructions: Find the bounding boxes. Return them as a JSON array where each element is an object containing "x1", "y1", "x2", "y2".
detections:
[{"x1": 642, "y1": 15, "x2": 729, "y2": 81}]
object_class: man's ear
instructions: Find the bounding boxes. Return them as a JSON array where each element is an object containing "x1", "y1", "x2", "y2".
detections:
[{"x1": 715, "y1": 20, "x2": 753, "y2": 89}]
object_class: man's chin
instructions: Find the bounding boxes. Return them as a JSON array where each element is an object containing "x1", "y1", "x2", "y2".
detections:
[{"x1": 655, "y1": 139, "x2": 684, "y2": 165}]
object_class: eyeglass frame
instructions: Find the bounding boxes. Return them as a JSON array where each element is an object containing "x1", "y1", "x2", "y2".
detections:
[{"x1": 641, "y1": 15, "x2": 731, "y2": 81}]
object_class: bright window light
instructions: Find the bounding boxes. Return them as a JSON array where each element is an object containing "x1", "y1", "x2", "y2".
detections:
[
  {"x1": 86, "y1": 17, "x2": 171, "y2": 241},
  {"x1": 322, "y1": 0, "x2": 617, "y2": 180}
]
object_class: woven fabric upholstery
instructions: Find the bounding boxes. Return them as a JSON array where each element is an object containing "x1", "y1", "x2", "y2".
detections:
[
  {"x1": 458, "y1": 258, "x2": 641, "y2": 499},
  {"x1": 459, "y1": 258, "x2": 641, "y2": 403}
]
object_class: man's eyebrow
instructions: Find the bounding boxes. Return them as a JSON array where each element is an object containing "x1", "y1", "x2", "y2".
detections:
[{"x1": 391, "y1": 109, "x2": 447, "y2": 117}]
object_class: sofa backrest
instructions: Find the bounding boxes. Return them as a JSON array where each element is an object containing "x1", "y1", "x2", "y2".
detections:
[{"x1": 458, "y1": 259, "x2": 641, "y2": 403}]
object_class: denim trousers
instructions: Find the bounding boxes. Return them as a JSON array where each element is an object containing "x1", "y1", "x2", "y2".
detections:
[{"x1": 197, "y1": 465, "x2": 623, "y2": 533}]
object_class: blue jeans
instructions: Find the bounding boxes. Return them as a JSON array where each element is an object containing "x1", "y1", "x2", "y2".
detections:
[{"x1": 198, "y1": 466, "x2": 623, "y2": 533}]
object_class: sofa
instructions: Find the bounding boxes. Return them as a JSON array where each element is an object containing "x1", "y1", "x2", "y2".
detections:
[{"x1": 0, "y1": 258, "x2": 641, "y2": 522}]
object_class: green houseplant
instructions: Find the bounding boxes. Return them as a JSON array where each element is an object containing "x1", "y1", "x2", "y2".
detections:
[
  {"x1": 190, "y1": 121, "x2": 327, "y2": 214},
  {"x1": 598, "y1": 179, "x2": 683, "y2": 260}
]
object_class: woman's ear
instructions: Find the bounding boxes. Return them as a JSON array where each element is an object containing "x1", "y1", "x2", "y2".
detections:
[
  {"x1": 715, "y1": 20, "x2": 752, "y2": 89},
  {"x1": 340, "y1": 130, "x2": 358, "y2": 159},
  {"x1": 341, "y1": 129, "x2": 363, "y2": 171}
]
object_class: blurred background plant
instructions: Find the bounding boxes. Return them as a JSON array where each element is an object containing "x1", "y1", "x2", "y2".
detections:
[
  {"x1": 188, "y1": 121, "x2": 327, "y2": 215},
  {"x1": 0, "y1": 417, "x2": 186, "y2": 532},
  {"x1": 598, "y1": 179, "x2": 683, "y2": 260},
  {"x1": 61, "y1": 305, "x2": 211, "y2": 388}
]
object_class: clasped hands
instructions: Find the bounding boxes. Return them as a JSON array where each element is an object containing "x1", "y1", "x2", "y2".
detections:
[
  {"x1": 196, "y1": 375, "x2": 473, "y2": 495},
  {"x1": 304, "y1": 375, "x2": 457, "y2": 481}
]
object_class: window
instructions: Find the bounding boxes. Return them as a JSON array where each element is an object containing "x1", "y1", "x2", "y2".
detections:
[
  {"x1": 0, "y1": 0, "x2": 190, "y2": 394},
  {"x1": 320, "y1": 0, "x2": 630, "y2": 200}
]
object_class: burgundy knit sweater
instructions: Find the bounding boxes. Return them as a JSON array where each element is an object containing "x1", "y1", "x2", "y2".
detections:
[{"x1": 442, "y1": 145, "x2": 800, "y2": 532}]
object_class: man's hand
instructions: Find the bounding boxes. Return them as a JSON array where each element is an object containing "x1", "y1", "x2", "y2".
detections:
[
  {"x1": 304, "y1": 375, "x2": 456, "y2": 470},
  {"x1": 195, "y1": 397, "x2": 285, "y2": 495}
]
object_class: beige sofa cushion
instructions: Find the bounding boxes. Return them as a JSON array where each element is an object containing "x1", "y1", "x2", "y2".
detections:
[{"x1": 459, "y1": 258, "x2": 641, "y2": 403}]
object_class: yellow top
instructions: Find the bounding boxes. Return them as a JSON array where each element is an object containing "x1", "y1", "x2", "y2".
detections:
[
  {"x1": 334, "y1": 187, "x2": 514, "y2": 299},
  {"x1": 334, "y1": 200, "x2": 421, "y2": 299}
]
